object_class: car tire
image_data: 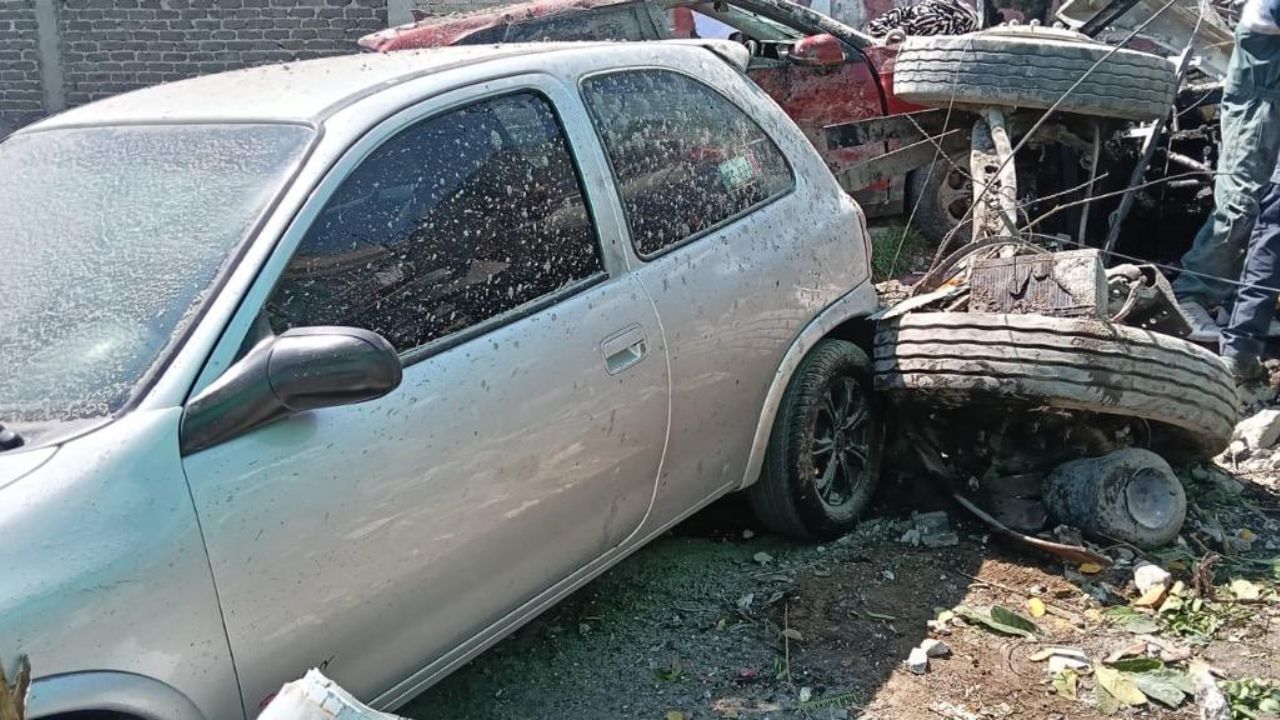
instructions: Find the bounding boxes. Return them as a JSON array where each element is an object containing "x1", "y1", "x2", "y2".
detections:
[
  {"x1": 749, "y1": 339, "x2": 884, "y2": 540},
  {"x1": 892, "y1": 26, "x2": 1178, "y2": 121},
  {"x1": 907, "y1": 156, "x2": 972, "y2": 246},
  {"x1": 873, "y1": 312, "x2": 1238, "y2": 459}
]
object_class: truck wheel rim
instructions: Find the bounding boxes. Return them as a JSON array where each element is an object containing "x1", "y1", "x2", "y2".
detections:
[{"x1": 939, "y1": 167, "x2": 972, "y2": 225}]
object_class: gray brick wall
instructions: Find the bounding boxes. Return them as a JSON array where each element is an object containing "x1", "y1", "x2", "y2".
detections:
[
  {"x1": 0, "y1": 0, "x2": 388, "y2": 136},
  {"x1": 410, "y1": 0, "x2": 507, "y2": 16},
  {"x1": 0, "y1": 2, "x2": 45, "y2": 138},
  {"x1": 60, "y1": 0, "x2": 388, "y2": 107}
]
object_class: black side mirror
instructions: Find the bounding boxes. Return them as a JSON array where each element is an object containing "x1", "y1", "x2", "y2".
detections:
[{"x1": 180, "y1": 326, "x2": 402, "y2": 454}]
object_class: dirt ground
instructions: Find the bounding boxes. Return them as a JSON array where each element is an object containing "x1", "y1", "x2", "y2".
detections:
[{"x1": 402, "y1": 458, "x2": 1280, "y2": 719}]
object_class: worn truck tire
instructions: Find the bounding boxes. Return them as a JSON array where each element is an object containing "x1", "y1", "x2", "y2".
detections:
[
  {"x1": 892, "y1": 26, "x2": 1178, "y2": 121},
  {"x1": 874, "y1": 312, "x2": 1237, "y2": 458}
]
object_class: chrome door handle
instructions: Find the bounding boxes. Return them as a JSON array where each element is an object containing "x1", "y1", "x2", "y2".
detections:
[{"x1": 601, "y1": 324, "x2": 648, "y2": 375}]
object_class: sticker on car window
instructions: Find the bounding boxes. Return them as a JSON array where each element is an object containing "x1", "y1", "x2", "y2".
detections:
[{"x1": 718, "y1": 155, "x2": 755, "y2": 191}]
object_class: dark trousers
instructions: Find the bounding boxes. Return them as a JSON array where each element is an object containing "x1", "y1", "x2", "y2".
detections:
[
  {"x1": 1223, "y1": 181, "x2": 1280, "y2": 360},
  {"x1": 1174, "y1": 29, "x2": 1280, "y2": 307}
]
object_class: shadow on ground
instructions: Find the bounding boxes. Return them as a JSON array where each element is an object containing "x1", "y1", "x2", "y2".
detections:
[{"x1": 401, "y1": 486, "x2": 987, "y2": 719}]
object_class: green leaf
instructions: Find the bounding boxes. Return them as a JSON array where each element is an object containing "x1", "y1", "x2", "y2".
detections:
[
  {"x1": 1096, "y1": 665, "x2": 1147, "y2": 706},
  {"x1": 956, "y1": 606, "x2": 1036, "y2": 639},
  {"x1": 1052, "y1": 669, "x2": 1079, "y2": 700},
  {"x1": 1107, "y1": 657, "x2": 1164, "y2": 673},
  {"x1": 1096, "y1": 682, "x2": 1121, "y2": 715},
  {"x1": 1132, "y1": 669, "x2": 1191, "y2": 708},
  {"x1": 990, "y1": 605, "x2": 1040, "y2": 635},
  {"x1": 1103, "y1": 606, "x2": 1160, "y2": 634}
]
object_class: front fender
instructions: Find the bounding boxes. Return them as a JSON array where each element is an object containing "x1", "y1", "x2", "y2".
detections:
[
  {"x1": 27, "y1": 671, "x2": 206, "y2": 720},
  {"x1": 735, "y1": 279, "x2": 878, "y2": 491}
]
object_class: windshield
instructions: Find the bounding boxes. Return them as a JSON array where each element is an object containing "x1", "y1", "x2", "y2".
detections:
[{"x1": 0, "y1": 123, "x2": 312, "y2": 423}]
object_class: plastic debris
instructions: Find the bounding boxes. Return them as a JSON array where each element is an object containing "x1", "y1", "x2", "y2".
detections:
[{"x1": 259, "y1": 669, "x2": 405, "y2": 720}]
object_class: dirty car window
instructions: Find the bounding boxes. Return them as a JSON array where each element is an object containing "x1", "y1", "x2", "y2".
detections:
[
  {"x1": 268, "y1": 92, "x2": 603, "y2": 353},
  {"x1": 581, "y1": 70, "x2": 793, "y2": 257},
  {"x1": 0, "y1": 124, "x2": 311, "y2": 422}
]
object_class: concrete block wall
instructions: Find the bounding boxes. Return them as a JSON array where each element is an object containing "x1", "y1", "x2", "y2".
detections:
[{"x1": 1, "y1": 0, "x2": 389, "y2": 137}]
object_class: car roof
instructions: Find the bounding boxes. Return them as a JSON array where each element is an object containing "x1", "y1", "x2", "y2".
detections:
[{"x1": 20, "y1": 45, "x2": 572, "y2": 132}]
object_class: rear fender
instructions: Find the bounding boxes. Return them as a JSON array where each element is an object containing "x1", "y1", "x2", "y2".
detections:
[
  {"x1": 735, "y1": 280, "x2": 878, "y2": 491},
  {"x1": 27, "y1": 671, "x2": 207, "y2": 720}
]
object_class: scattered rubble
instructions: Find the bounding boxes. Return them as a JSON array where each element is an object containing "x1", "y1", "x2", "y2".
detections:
[
  {"x1": 904, "y1": 646, "x2": 930, "y2": 675},
  {"x1": 1233, "y1": 408, "x2": 1280, "y2": 452},
  {"x1": 899, "y1": 510, "x2": 959, "y2": 548},
  {"x1": 1134, "y1": 563, "x2": 1172, "y2": 595},
  {"x1": 919, "y1": 638, "x2": 950, "y2": 658}
]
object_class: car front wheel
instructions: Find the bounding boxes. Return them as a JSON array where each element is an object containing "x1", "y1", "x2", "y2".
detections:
[{"x1": 749, "y1": 339, "x2": 884, "y2": 540}]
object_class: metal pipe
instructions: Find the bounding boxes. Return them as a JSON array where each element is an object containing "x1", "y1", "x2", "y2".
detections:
[
  {"x1": 1165, "y1": 151, "x2": 1212, "y2": 174},
  {"x1": 1079, "y1": 120, "x2": 1102, "y2": 242},
  {"x1": 983, "y1": 108, "x2": 1021, "y2": 239}
]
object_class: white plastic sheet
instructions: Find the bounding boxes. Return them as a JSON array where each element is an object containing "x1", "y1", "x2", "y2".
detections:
[{"x1": 259, "y1": 670, "x2": 405, "y2": 720}]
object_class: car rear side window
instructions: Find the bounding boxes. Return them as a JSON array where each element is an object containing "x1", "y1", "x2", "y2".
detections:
[
  {"x1": 581, "y1": 69, "x2": 793, "y2": 258},
  {"x1": 267, "y1": 92, "x2": 604, "y2": 354}
]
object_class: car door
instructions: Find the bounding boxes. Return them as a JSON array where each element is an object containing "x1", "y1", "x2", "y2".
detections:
[
  {"x1": 180, "y1": 79, "x2": 668, "y2": 715},
  {"x1": 578, "y1": 65, "x2": 866, "y2": 520}
]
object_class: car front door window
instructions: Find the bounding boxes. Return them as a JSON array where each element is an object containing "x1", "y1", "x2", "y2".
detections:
[{"x1": 266, "y1": 91, "x2": 604, "y2": 355}]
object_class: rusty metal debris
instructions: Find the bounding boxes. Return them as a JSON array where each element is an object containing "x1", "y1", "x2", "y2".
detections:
[
  {"x1": 862, "y1": 0, "x2": 1241, "y2": 555},
  {"x1": 968, "y1": 249, "x2": 1107, "y2": 318}
]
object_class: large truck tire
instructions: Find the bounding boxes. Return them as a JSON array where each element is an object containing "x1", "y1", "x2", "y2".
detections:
[
  {"x1": 892, "y1": 26, "x2": 1179, "y2": 121},
  {"x1": 873, "y1": 312, "x2": 1237, "y2": 458}
]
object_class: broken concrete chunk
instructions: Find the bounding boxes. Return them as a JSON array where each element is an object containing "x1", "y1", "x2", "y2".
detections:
[
  {"x1": 920, "y1": 638, "x2": 951, "y2": 658},
  {"x1": 1233, "y1": 408, "x2": 1280, "y2": 451},
  {"x1": 1133, "y1": 563, "x2": 1172, "y2": 594},
  {"x1": 905, "y1": 646, "x2": 929, "y2": 674},
  {"x1": 915, "y1": 510, "x2": 960, "y2": 548},
  {"x1": 899, "y1": 528, "x2": 922, "y2": 546}
]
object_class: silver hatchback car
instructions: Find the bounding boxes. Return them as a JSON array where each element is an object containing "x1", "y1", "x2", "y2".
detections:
[{"x1": 0, "y1": 41, "x2": 880, "y2": 720}]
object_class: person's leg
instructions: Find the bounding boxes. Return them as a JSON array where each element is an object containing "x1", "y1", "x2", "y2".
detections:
[
  {"x1": 1222, "y1": 181, "x2": 1280, "y2": 381},
  {"x1": 1174, "y1": 95, "x2": 1280, "y2": 309},
  {"x1": 1174, "y1": 28, "x2": 1280, "y2": 314}
]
